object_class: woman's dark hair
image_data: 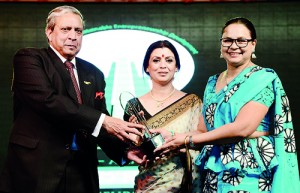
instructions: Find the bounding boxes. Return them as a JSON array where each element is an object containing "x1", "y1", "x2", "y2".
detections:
[
  {"x1": 143, "y1": 40, "x2": 181, "y2": 75},
  {"x1": 221, "y1": 17, "x2": 257, "y2": 40}
]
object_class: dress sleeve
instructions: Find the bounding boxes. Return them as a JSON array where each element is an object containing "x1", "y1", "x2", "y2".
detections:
[{"x1": 252, "y1": 83, "x2": 275, "y2": 108}]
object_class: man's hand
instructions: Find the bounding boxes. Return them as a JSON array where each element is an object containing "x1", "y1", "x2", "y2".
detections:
[
  {"x1": 102, "y1": 116, "x2": 144, "y2": 144},
  {"x1": 127, "y1": 147, "x2": 149, "y2": 167}
]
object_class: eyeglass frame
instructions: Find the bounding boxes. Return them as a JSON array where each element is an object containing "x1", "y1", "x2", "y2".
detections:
[{"x1": 220, "y1": 38, "x2": 254, "y2": 48}]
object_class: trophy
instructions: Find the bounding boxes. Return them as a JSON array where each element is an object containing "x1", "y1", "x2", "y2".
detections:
[{"x1": 119, "y1": 91, "x2": 165, "y2": 159}]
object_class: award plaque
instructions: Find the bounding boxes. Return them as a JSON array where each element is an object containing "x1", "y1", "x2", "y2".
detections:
[{"x1": 119, "y1": 91, "x2": 165, "y2": 159}]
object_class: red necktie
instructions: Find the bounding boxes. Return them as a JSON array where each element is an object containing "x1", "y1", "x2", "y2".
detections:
[
  {"x1": 65, "y1": 60, "x2": 82, "y2": 150},
  {"x1": 64, "y1": 60, "x2": 82, "y2": 104}
]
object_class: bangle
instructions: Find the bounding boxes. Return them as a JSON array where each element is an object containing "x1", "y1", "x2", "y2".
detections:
[
  {"x1": 189, "y1": 136, "x2": 195, "y2": 148},
  {"x1": 184, "y1": 135, "x2": 189, "y2": 148},
  {"x1": 170, "y1": 130, "x2": 175, "y2": 137}
]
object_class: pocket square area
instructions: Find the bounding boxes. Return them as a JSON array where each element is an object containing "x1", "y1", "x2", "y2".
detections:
[{"x1": 95, "y1": 92, "x2": 104, "y2": 99}]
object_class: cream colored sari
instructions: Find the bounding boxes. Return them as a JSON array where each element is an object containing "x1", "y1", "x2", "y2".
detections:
[{"x1": 132, "y1": 94, "x2": 202, "y2": 193}]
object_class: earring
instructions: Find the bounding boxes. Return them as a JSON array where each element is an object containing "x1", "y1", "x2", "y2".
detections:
[
  {"x1": 220, "y1": 53, "x2": 223, "y2": 58},
  {"x1": 252, "y1": 52, "x2": 257, "y2": 59}
]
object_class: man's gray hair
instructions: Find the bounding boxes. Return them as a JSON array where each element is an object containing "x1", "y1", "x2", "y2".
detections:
[{"x1": 45, "y1": 5, "x2": 85, "y2": 32}]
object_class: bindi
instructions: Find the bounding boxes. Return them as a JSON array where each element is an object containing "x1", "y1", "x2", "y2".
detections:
[{"x1": 162, "y1": 54, "x2": 164, "y2": 58}]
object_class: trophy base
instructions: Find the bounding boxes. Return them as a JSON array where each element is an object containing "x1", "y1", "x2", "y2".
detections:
[{"x1": 141, "y1": 133, "x2": 165, "y2": 160}]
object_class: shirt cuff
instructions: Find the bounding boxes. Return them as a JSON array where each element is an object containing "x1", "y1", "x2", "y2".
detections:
[{"x1": 92, "y1": 113, "x2": 106, "y2": 137}]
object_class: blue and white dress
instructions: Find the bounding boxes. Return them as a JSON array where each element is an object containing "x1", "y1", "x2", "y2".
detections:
[{"x1": 195, "y1": 65, "x2": 299, "y2": 193}]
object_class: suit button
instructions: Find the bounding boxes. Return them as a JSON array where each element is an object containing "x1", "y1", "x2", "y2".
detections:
[{"x1": 65, "y1": 144, "x2": 70, "y2": 150}]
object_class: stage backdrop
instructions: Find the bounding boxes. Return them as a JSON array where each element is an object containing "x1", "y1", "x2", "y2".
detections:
[{"x1": 0, "y1": 1, "x2": 299, "y2": 192}]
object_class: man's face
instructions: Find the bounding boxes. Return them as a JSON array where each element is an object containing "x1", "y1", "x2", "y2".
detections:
[{"x1": 46, "y1": 12, "x2": 83, "y2": 60}]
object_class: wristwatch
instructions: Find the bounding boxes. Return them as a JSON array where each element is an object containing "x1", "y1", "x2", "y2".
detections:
[{"x1": 189, "y1": 135, "x2": 195, "y2": 148}]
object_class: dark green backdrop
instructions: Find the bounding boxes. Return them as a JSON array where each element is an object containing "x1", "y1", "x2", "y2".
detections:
[{"x1": 0, "y1": 1, "x2": 299, "y2": 174}]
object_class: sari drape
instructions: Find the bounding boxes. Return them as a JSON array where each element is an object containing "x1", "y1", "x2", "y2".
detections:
[{"x1": 125, "y1": 94, "x2": 202, "y2": 193}]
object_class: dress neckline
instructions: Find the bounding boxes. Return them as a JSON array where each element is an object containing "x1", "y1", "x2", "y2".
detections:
[
  {"x1": 214, "y1": 65, "x2": 256, "y2": 95},
  {"x1": 137, "y1": 93, "x2": 190, "y2": 117}
]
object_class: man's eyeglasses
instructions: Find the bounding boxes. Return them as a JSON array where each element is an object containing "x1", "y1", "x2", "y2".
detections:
[{"x1": 220, "y1": 38, "x2": 253, "y2": 48}]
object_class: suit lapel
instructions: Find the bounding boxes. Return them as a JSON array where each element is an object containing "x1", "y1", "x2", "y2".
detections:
[{"x1": 47, "y1": 47, "x2": 78, "y2": 102}]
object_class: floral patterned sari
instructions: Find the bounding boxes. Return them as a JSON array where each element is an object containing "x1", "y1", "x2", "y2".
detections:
[
  {"x1": 195, "y1": 65, "x2": 299, "y2": 193},
  {"x1": 124, "y1": 94, "x2": 202, "y2": 193}
]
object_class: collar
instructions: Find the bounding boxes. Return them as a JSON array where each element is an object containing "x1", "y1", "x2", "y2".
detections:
[{"x1": 49, "y1": 45, "x2": 77, "y2": 69}]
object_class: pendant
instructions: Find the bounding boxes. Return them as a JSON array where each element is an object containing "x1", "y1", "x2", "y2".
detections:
[{"x1": 157, "y1": 102, "x2": 163, "y2": 108}]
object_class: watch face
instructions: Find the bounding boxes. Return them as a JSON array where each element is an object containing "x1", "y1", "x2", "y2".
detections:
[{"x1": 189, "y1": 136, "x2": 195, "y2": 148}]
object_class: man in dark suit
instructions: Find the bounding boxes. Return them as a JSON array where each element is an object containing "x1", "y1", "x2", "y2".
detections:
[{"x1": 0, "y1": 5, "x2": 143, "y2": 193}]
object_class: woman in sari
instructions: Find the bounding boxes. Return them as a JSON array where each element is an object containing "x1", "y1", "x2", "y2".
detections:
[
  {"x1": 123, "y1": 40, "x2": 203, "y2": 192},
  {"x1": 155, "y1": 17, "x2": 299, "y2": 193}
]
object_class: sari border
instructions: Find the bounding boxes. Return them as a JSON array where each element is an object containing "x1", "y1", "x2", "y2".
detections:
[{"x1": 147, "y1": 93, "x2": 201, "y2": 129}]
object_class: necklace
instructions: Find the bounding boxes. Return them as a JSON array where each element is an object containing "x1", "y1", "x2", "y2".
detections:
[
  {"x1": 150, "y1": 87, "x2": 176, "y2": 108},
  {"x1": 222, "y1": 70, "x2": 229, "y2": 91}
]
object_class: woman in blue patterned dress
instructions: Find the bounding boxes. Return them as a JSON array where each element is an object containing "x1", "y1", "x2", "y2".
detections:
[{"x1": 155, "y1": 17, "x2": 299, "y2": 193}]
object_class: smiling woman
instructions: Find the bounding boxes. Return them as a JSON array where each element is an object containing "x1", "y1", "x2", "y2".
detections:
[
  {"x1": 153, "y1": 17, "x2": 300, "y2": 193},
  {"x1": 77, "y1": 26, "x2": 199, "y2": 191},
  {"x1": 78, "y1": 26, "x2": 197, "y2": 119},
  {"x1": 121, "y1": 40, "x2": 202, "y2": 192}
]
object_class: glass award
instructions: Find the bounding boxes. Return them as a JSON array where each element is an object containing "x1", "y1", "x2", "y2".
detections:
[{"x1": 119, "y1": 91, "x2": 165, "y2": 159}]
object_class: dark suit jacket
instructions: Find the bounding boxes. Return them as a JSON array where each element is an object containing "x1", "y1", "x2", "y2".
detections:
[{"x1": 0, "y1": 47, "x2": 127, "y2": 193}]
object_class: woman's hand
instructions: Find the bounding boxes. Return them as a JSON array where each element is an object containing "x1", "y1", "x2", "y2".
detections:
[
  {"x1": 128, "y1": 111, "x2": 145, "y2": 124},
  {"x1": 154, "y1": 133, "x2": 187, "y2": 155},
  {"x1": 150, "y1": 128, "x2": 174, "y2": 141}
]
